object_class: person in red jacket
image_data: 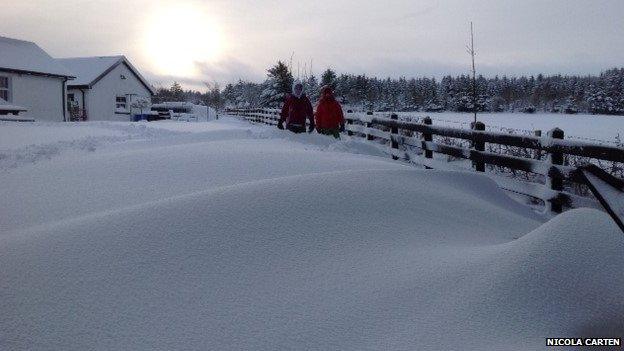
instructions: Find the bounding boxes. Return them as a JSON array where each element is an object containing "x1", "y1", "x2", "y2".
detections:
[
  {"x1": 278, "y1": 82, "x2": 314, "y2": 133},
  {"x1": 314, "y1": 85, "x2": 345, "y2": 138}
]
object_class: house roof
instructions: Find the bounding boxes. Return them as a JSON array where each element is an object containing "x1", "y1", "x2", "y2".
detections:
[
  {"x1": 0, "y1": 36, "x2": 74, "y2": 78},
  {"x1": 57, "y1": 56, "x2": 155, "y2": 95}
]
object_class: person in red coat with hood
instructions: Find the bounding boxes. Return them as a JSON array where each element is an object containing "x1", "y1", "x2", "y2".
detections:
[
  {"x1": 314, "y1": 86, "x2": 345, "y2": 138},
  {"x1": 278, "y1": 82, "x2": 315, "y2": 133}
]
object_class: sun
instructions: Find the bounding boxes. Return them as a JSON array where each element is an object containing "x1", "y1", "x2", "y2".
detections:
[{"x1": 142, "y1": 4, "x2": 223, "y2": 77}]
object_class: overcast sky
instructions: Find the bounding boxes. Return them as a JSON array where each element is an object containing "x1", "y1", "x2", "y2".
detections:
[{"x1": 2, "y1": 0, "x2": 623, "y2": 89}]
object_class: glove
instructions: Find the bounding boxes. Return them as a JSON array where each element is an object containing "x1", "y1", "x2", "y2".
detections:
[
  {"x1": 339, "y1": 123, "x2": 345, "y2": 132},
  {"x1": 277, "y1": 121, "x2": 284, "y2": 130},
  {"x1": 308, "y1": 124, "x2": 315, "y2": 133}
]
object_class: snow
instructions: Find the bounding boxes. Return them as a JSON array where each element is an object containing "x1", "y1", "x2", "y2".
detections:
[
  {"x1": 1, "y1": 117, "x2": 623, "y2": 350},
  {"x1": 143, "y1": 119, "x2": 238, "y2": 133},
  {"x1": 57, "y1": 56, "x2": 155, "y2": 94},
  {"x1": 57, "y1": 56, "x2": 124, "y2": 86},
  {"x1": 584, "y1": 172, "x2": 624, "y2": 219},
  {"x1": 393, "y1": 111, "x2": 624, "y2": 144},
  {"x1": 0, "y1": 98, "x2": 28, "y2": 113},
  {"x1": 0, "y1": 122, "x2": 125, "y2": 149},
  {"x1": 0, "y1": 121, "x2": 189, "y2": 169},
  {"x1": 0, "y1": 36, "x2": 73, "y2": 77},
  {"x1": 153, "y1": 103, "x2": 217, "y2": 122}
]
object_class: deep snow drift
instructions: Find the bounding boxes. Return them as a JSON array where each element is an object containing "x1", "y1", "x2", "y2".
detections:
[{"x1": 1, "y1": 118, "x2": 622, "y2": 350}]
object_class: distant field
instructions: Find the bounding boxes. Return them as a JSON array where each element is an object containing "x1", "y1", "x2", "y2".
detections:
[{"x1": 387, "y1": 112, "x2": 624, "y2": 144}]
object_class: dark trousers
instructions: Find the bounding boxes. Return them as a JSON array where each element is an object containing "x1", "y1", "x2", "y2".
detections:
[
  {"x1": 317, "y1": 128, "x2": 341, "y2": 139},
  {"x1": 287, "y1": 125, "x2": 306, "y2": 134}
]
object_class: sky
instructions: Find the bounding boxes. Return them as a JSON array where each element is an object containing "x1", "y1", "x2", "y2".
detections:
[{"x1": 2, "y1": 0, "x2": 623, "y2": 90}]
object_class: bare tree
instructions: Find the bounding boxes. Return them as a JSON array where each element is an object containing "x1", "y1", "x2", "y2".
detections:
[{"x1": 466, "y1": 22, "x2": 478, "y2": 124}]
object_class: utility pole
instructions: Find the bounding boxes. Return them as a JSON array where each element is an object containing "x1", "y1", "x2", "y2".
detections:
[{"x1": 467, "y1": 22, "x2": 478, "y2": 125}]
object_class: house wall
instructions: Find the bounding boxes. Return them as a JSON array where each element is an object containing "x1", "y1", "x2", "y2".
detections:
[
  {"x1": 83, "y1": 63, "x2": 152, "y2": 121},
  {"x1": 1, "y1": 70, "x2": 67, "y2": 121}
]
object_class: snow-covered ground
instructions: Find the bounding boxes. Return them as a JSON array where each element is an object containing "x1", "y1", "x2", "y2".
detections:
[
  {"x1": 1, "y1": 117, "x2": 623, "y2": 350},
  {"x1": 392, "y1": 111, "x2": 624, "y2": 144}
]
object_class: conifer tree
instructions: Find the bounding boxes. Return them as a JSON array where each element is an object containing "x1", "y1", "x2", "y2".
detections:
[{"x1": 260, "y1": 61, "x2": 294, "y2": 107}]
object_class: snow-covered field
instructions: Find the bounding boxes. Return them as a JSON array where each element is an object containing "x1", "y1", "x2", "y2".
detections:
[
  {"x1": 1, "y1": 117, "x2": 623, "y2": 350},
  {"x1": 393, "y1": 111, "x2": 624, "y2": 143}
]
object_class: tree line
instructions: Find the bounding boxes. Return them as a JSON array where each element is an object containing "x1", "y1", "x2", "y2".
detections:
[{"x1": 155, "y1": 62, "x2": 624, "y2": 116}]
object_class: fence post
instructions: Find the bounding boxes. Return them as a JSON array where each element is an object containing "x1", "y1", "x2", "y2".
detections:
[
  {"x1": 473, "y1": 121, "x2": 486, "y2": 172},
  {"x1": 390, "y1": 113, "x2": 399, "y2": 160},
  {"x1": 366, "y1": 121, "x2": 374, "y2": 141},
  {"x1": 346, "y1": 117, "x2": 353, "y2": 136},
  {"x1": 365, "y1": 111, "x2": 374, "y2": 141},
  {"x1": 548, "y1": 127, "x2": 565, "y2": 213},
  {"x1": 422, "y1": 116, "x2": 433, "y2": 159},
  {"x1": 534, "y1": 130, "x2": 542, "y2": 160}
]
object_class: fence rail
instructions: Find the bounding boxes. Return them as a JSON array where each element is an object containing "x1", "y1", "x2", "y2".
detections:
[{"x1": 226, "y1": 108, "x2": 624, "y2": 215}]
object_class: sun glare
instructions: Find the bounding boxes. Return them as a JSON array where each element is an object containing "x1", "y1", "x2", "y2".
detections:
[{"x1": 142, "y1": 4, "x2": 223, "y2": 77}]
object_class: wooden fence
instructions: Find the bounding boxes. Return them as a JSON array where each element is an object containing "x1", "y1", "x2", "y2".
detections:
[{"x1": 226, "y1": 108, "x2": 624, "y2": 214}]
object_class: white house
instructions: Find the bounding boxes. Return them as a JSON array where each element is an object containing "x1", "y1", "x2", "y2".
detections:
[
  {"x1": 0, "y1": 36, "x2": 74, "y2": 121},
  {"x1": 58, "y1": 56, "x2": 155, "y2": 121}
]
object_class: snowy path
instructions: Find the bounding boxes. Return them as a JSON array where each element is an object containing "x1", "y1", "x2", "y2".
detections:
[
  {"x1": 1, "y1": 118, "x2": 623, "y2": 350},
  {"x1": 0, "y1": 119, "x2": 393, "y2": 233}
]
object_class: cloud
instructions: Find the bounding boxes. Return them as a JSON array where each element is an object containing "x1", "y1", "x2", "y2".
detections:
[
  {"x1": 395, "y1": 1, "x2": 440, "y2": 22},
  {"x1": 194, "y1": 58, "x2": 264, "y2": 83},
  {"x1": 4, "y1": 0, "x2": 624, "y2": 90},
  {"x1": 145, "y1": 57, "x2": 264, "y2": 90}
]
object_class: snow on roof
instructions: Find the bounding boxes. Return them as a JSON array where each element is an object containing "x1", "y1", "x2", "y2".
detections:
[
  {"x1": 0, "y1": 36, "x2": 74, "y2": 77},
  {"x1": 57, "y1": 56, "x2": 155, "y2": 94},
  {"x1": 56, "y1": 56, "x2": 123, "y2": 86}
]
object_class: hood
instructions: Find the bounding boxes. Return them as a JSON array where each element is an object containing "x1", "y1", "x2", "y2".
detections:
[
  {"x1": 292, "y1": 81, "x2": 304, "y2": 98},
  {"x1": 320, "y1": 85, "x2": 335, "y2": 100}
]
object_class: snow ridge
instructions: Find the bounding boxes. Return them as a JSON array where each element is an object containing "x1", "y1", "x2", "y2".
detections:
[{"x1": 1, "y1": 117, "x2": 622, "y2": 350}]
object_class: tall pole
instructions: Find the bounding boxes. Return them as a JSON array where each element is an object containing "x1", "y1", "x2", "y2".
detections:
[{"x1": 469, "y1": 22, "x2": 477, "y2": 125}]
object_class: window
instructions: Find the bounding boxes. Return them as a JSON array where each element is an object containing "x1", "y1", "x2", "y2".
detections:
[
  {"x1": 115, "y1": 96, "x2": 127, "y2": 111},
  {"x1": 0, "y1": 76, "x2": 10, "y2": 102}
]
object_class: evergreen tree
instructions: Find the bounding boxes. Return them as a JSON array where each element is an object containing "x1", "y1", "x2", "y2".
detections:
[
  {"x1": 260, "y1": 61, "x2": 294, "y2": 107},
  {"x1": 304, "y1": 74, "x2": 320, "y2": 102},
  {"x1": 204, "y1": 82, "x2": 225, "y2": 111},
  {"x1": 321, "y1": 69, "x2": 337, "y2": 88},
  {"x1": 187, "y1": 63, "x2": 624, "y2": 116},
  {"x1": 170, "y1": 82, "x2": 185, "y2": 102}
]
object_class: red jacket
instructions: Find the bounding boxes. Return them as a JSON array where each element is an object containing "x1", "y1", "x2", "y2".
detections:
[
  {"x1": 280, "y1": 94, "x2": 314, "y2": 127},
  {"x1": 314, "y1": 88, "x2": 344, "y2": 130}
]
